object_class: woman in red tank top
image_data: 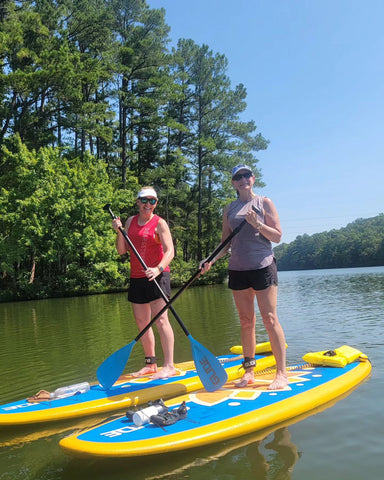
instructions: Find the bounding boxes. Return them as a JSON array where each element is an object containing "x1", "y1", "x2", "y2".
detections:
[{"x1": 112, "y1": 187, "x2": 176, "y2": 379}]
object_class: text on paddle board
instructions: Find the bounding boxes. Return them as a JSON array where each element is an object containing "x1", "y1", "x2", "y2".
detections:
[{"x1": 100, "y1": 425, "x2": 144, "y2": 437}]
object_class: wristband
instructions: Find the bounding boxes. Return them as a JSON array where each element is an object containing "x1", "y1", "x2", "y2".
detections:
[{"x1": 158, "y1": 265, "x2": 164, "y2": 273}]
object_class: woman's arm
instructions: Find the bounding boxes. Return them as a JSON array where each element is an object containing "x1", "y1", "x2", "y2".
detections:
[
  {"x1": 112, "y1": 216, "x2": 132, "y2": 255},
  {"x1": 246, "y1": 197, "x2": 282, "y2": 243},
  {"x1": 155, "y1": 218, "x2": 175, "y2": 272}
]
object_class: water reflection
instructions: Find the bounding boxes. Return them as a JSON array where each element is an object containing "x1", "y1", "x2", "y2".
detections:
[
  {"x1": 195, "y1": 427, "x2": 300, "y2": 480},
  {"x1": 55, "y1": 427, "x2": 300, "y2": 480},
  {"x1": 247, "y1": 428, "x2": 300, "y2": 480}
]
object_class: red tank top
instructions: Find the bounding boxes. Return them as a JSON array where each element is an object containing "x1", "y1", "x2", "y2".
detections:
[{"x1": 127, "y1": 214, "x2": 170, "y2": 278}]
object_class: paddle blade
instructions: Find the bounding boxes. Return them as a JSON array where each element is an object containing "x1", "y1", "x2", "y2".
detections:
[
  {"x1": 97, "y1": 341, "x2": 136, "y2": 390},
  {"x1": 188, "y1": 335, "x2": 228, "y2": 392}
]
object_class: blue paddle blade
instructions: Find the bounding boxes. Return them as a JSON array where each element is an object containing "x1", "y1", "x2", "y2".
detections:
[
  {"x1": 97, "y1": 341, "x2": 136, "y2": 390},
  {"x1": 188, "y1": 334, "x2": 228, "y2": 392}
]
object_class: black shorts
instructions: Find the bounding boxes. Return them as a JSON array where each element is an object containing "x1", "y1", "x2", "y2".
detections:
[
  {"x1": 128, "y1": 272, "x2": 171, "y2": 304},
  {"x1": 228, "y1": 259, "x2": 278, "y2": 291}
]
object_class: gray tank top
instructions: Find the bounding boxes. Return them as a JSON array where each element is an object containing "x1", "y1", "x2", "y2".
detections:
[{"x1": 227, "y1": 195, "x2": 274, "y2": 271}]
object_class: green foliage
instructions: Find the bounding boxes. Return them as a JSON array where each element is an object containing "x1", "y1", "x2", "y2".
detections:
[
  {"x1": 274, "y1": 215, "x2": 384, "y2": 271},
  {"x1": 0, "y1": 135, "x2": 127, "y2": 300},
  {"x1": 170, "y1": 254, "x2": 228, "y2": 288}
]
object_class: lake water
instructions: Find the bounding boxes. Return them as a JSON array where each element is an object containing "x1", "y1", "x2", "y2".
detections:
[{"x1": 1, "y1": 266, "x2": 383, "y2": 480}]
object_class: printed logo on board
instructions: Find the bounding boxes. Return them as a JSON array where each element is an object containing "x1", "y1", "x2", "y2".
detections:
[
  {"x1": 2, "y1": 403, "x2": 35, "y2": 412},
  {"x1": 100, "y1": 425, "x2": 144, "y2": 438}
]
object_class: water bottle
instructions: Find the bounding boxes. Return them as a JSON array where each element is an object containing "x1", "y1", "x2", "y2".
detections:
[
  {"x1": 50, "y1": 382, "x2": 91, "y2": 399},
  {"x1": 133, "y1": 402, "x2": 167, "y2": 426}
]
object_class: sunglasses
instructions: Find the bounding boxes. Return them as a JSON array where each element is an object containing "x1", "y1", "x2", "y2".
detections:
[
  {"x1": 232, "y1": 171, "x2": 253, "y2": 181},
  {"x1": 139, "y1": 197, "x2": 157, "y2": 205}
]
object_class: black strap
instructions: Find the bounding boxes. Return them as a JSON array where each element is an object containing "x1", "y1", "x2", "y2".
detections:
[
  {"x1": 242, "y1": 357, "x2": 256, "y2": 369},
  {"x1": 323, "y1": 350, "x2": 337, "y2": 357},
  {"x1": 145, "y1": 356, "x2": 157, "y2": 365}
]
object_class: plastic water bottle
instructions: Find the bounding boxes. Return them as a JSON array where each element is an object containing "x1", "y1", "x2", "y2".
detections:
[
  {"x1": 133, "y1": 403, "x2": 167, "y2": 426},
  {"x1": 50, "y1": 382, "x2": 91, "y2": 399}
]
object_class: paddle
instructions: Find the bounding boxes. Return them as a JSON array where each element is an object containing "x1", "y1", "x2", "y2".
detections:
[
  {"x1": 97, "y1": 204, "x2": 261, "y2": 390},
  {"x1": 97, "y1": 204, "x2": 236, "y2": 391}
]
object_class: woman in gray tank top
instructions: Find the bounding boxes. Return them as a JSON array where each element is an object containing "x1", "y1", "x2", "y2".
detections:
[{"x1": 201, "y1": 164, "x2": 288, "y2": 390}]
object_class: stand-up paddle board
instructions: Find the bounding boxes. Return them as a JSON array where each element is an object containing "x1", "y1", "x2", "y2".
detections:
[
  {"x1": 59, "y1": 346, "x2": 371, "y2": 458},
  {"x1": 0, "y1": 347, "x2": 276, "y2": 426}
]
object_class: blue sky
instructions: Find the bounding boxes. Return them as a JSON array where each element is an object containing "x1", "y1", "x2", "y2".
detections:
[{"x1": 147, "y1": 0, "x2": 383, "y2": 244}]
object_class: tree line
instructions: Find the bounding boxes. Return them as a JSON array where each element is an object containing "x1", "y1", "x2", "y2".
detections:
[
  {"x1": 274, "y1": 215, "x2": 384, "y2": 271},
  {"x1": 2, "y1": 2, "x2": 382, "y2": 302},
  {"x1": 0, "y1": 0, "x2": 268, "y2": 301}
]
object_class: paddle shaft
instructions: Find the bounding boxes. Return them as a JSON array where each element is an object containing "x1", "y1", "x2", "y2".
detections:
[
  {"x1": 106, "y1": 205, "x2": 190, "y2": 337},
  {"x1": 139, "y1": 218, "x2": 246, "y2": 342}
]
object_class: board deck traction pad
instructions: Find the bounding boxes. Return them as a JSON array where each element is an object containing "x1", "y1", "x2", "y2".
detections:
[
  {"x1": 0, "y1": 350, "x2": 276, "y2": 425},
  {"x1": 59, "y1": 354, "x2": 371, "y2": 458}
]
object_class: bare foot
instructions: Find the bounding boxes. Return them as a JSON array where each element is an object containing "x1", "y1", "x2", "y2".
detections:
[
  {"x1": 151, "y1": 365, "x2": 177, "y2": 380},
  {"x1": 268, "y1": 372, "x2": 288, "y2": 390},
  {"x1": 235, "y1": 370, "x2": 255, "y2": 388},
  {"x1": 131, "y1": 364, "x2": 158, "y2": 377},
  {"x1": 27, "y1": 390, "x2": 52, "y2": 403}
]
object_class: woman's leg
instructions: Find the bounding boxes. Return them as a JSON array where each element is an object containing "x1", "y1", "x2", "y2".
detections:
[
  {"x1": 150, "y1": 298, "x2": 176, "y2": 379},
  {"x1": 131, "y1": 302, "x2": 158, "y2": 376},
  {"x1": 256, "y1": 285, "x2": 288, "y2": 389},
  {"x1": 232, "y1": 288, "x2": 257, "y2": 386}
]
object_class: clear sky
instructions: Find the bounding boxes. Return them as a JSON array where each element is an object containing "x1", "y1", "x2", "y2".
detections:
[{"x1": 147, "y1": 0, "x2": 383, "y2": 244}]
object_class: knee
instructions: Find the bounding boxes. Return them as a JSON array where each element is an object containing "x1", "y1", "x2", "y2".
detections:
[
  {"x1": 240, "y1": 314, "x2": 256, "y2": 331},
  {"x1": 154, "y1": 315, "x2": 171, "y2": 331},
  {"x1": 135, "y1": 317, "x2": 149, "y2": 328},
  {"x1": 261, "y1": 312, "x2": 278, "y2": 331}
]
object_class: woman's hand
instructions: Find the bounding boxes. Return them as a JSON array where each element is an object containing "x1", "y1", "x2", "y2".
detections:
[
  {"x1": 199, "y1": 259, "x2": 212, "y2": 275},
  {"x1": 246, "y1": 208, "x2": 263, "y2": 230},
  {"x1": 145, "y1": 267, "x2": 162, "y2": 281},
  {"x1": 112, "y1": 217, "x2": 123, "y2": 231}
]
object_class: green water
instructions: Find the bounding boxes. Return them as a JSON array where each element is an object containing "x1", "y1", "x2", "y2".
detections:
[{"x1": 1, "y1": 266, "x2": 383, "y2": 479}]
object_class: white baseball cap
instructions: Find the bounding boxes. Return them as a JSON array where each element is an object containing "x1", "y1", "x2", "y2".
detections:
[{"x1": 137, "y1": 187, "x2": 158, "y2": 199}]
